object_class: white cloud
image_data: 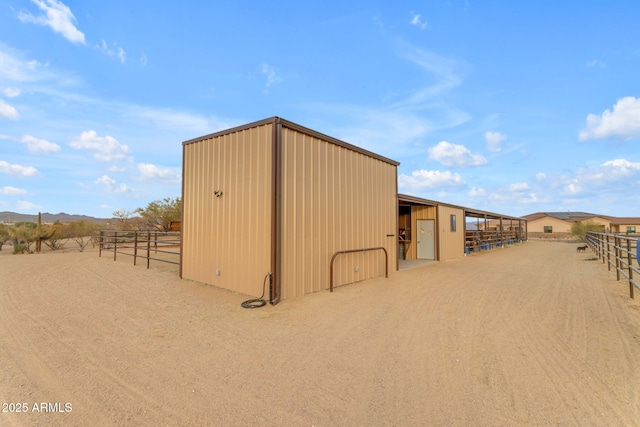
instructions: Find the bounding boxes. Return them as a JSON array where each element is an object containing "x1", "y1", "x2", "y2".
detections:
[
  {"x1": 572, "y1": 158, "x2": 640, "y2": 188},
  {"x1": 0, "y1": 186, "x2": 28, "y2": 196},
  {"x1": 129, "y1": 106, "x2": 215, "y2": 133},
  {"x1": 18, "y1": 0, "x2": 85, "y2": 44},
  {"x1": 95, "y1": 39, "x2": 126, "y2": 64},
  {"x1": 410, "y1": 13, "x2": 428, "y2": 30},
  {"x1": 20, "y1": 134, "x2": 61, "y2": 154},
  {"x1": 586, "y1": 59, "x2": 605, "y2": 69},
  {"x1": 468, "y1": 187, "x2": 486, "y2": 197},
  {"x1": 262, "y1": 64, "x2": 283, "y2": 88},
  {"x1": 94, "y1": 175, "x2": 132, "y2": 193},
  {"x1": 398, "y1": 169, "x2": 465, "y2": 191},
  {"x1": 564, "y1": 182, "x2": 581, "y2": 195},
  {"x1": 485, "y1": 131, "x2": 506, "y2": 152},
  {"x1": 535, "y1": 173, "x2": 547, "y2": 181},
  {"x1": 16, "y1": 200, "x2": 42, "y2": 211},
  {"x1": 137, "y1": 163, "x2": 180, "y2": 182},
  {"x1": 544, "y1": 158, "x2": 640, "y2": 200},
  {"x1": 1, "y1": 87, "x2": 21, "y2": 97},
  {"x1": 579, "y1": 97, "x2": 640, "y2": 141},
  {"x1": 0, "y1": 44, "x2": 51, "y2": 83},
  {"x1": 428, "y1": 141, "x2": 487, "y2": 168},
  {"x1": 601, "y1": 158, "x2": 640, "y2": 175},
  {"x1": 0, "y1": 99, "x2": 20, "y2": 120},
  {"x1": 140, "y1": 53, "x2": 148, "y2": 66},
  {"x1": 509, "y1": 182, "x2": 530, "y2": 191},
  {"x1": 0, "y1": 160, "x2": 38, "y2": 177},
  {"x1": 258, "y1": 42, "x2": 469, "y2": 160},
  {"x1": 396, "y1": 46, "x2": 463, "y2": 106},
  {"x1": 69, "y1": 130, "x2": 131, "y2": 162}
]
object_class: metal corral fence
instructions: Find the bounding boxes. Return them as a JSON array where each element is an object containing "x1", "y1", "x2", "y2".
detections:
[
  {"x1": 98, "y1": 230, "x2": 180, "y2": 269},
  {"x1": 465, "y1": 230, "x2": 525, "y2": 254},
  {"x1": 586, "y1": 231, "x2": 640, "y2": 298}
]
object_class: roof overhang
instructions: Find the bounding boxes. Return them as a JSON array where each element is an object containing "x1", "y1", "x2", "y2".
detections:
[{"x1": 398, "y1": 193, "x2": 525, "y2": 222}]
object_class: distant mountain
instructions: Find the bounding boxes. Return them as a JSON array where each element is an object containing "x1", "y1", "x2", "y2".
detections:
[{"x1": 0, "y1": 211, "x2": 108, "y2": 224}]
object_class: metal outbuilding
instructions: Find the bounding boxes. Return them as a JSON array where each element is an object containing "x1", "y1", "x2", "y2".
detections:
[{"x1": 181, "y1": 117, "x2": 399, "y2": 304}]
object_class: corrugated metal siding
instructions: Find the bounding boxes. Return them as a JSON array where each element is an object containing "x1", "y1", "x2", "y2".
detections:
[
  {"x1": 407, "y1": 205, "x2": 436, "y2": 260},
  {"x1": 182, "y1": 124, "x2": 273, "y2": 297},
  {"x1": 279, "y1": 127, "x2": 397, "y2": 298},
  {"x1": 437, "y1": 205, "x2": 465, "y2": 260}
]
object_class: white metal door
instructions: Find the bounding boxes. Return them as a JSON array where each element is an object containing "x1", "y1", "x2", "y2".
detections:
[{"x1": 417, "y1": 219, "x2": 435, "y2": 260}]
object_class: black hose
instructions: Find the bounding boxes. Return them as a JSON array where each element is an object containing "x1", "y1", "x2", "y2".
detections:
[{"x1": 241, "y1": 273, "x2": 270, "y2": 309}]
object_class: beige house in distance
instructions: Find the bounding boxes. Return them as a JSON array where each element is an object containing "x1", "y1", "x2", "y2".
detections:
[{"x1": 523, "y1": 212, "x2": 640, "y2": 238}]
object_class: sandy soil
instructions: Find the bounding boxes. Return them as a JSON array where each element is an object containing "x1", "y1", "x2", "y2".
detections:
[{"x1": 2, "y1": 240, "x2": 640, "y2": 426}]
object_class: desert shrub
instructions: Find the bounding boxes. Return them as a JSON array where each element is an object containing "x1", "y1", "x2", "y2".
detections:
[
  {"x1": 13, "y1": 243, "x2": 28, "y2": 254},
  {"x1": 571, "y1": 220, "x2": 604, "y2": 242},
  {"x1": 65, "y1": 220, "x2": 102, "y2": 251},
  {"x1": 135, "y1": 197, "x2": 181, "y2": 231}
]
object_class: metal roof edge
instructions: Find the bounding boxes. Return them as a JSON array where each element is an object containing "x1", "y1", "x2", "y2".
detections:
[
  {"x1": 398, "y1": 193, "x2": 524, "y2": 221},
  {"x1": 276, "y1": 117, "x2": 400, "y2": 166},
  {"x1": 182, "y1": 117, "x2": 279, "y2": 146},
  {"x1": 182, "y1": 116, "x2": 400, "y2": 166}
]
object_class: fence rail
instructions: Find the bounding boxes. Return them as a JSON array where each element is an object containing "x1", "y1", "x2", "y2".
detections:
[
  {"x1": 98, "y1": 230, "x2": 180, "y2": 269},
  {"x1": 465, "y1": 230, "x2": 525, "y2": 254},
  {"x1": 586, "y1": 231, "x2": 640, "y2": 298}
]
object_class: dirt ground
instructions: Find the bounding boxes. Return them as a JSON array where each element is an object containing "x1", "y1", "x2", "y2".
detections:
[{"x1": 2, "y1": 240, "x2": 640, "y2": 426}]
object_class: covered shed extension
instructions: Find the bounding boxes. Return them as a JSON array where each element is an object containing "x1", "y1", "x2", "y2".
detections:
[{"x1": 397, "y1": 194, "x2": 526, "y2": 262}]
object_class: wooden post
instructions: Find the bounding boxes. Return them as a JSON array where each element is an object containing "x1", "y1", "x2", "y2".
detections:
[
  {"x1": 99, "y1": 231, "x2": 103, "y2": 257},
  {"x1": 615, "y1": 235, "x2": 621, "y2": 281},
  {"x1": 628, "y1": 238, "x2": 635, "y2": 299},
  {"x1": 113, "y1": 231, "x2": 117, "y2": 261},
  {"x1": 147, "y1": 231, "x2": 151, "y2": 269},
  {"x1": 133, "y1": 231, "x2": 138, "y2": 266}
]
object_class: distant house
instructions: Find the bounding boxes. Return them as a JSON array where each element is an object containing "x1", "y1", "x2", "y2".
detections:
[
  {"x1": 522, "y1": 212, "x2": 640, "y2": 238},
  {"x1": 609, "y1": 218, "x2": 640, "y2": 234}
]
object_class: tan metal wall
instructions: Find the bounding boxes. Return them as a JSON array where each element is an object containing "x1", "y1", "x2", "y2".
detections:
[
  {"x1": 406, "y1": 205, "x2": 436, "y2": 260},
  {"x1": 182, "y1": 123, "x2": 273, "y2": 297},
  {"x1": 279, "y1": 127, "x2": 398, "y2": 299},
  {"x1": 437, "y1": 205, "x2": 465, "y2": 260}
]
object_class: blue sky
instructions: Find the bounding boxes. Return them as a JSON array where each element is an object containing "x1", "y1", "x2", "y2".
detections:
[{"x1": 1, "y1": 0, "x2": 639, "y2": 219}]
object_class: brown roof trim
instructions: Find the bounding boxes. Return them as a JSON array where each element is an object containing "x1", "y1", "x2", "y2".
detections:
[
  {"x1": 182, "y1": 116, "x2": 400, "y2": 167},
  {"x1": 608, "y1": 217, "x2": 640, "y2": 225},
  {"x1": 398, "y1": 193, "x2": 438, "y2": 207},
  {"x1": 276, "y1": 117, "x2": 400, "y2": 166},
  {"x1": 182, "y1": 117, "x2": 276, "y2": 146},
  {"x1": 398, "y1": 193, "x2": 524, "y2": 221}
]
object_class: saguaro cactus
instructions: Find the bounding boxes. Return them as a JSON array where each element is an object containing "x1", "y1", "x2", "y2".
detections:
[{"x1": 35, "y1": 212, "x2": 55, "y2": 253}]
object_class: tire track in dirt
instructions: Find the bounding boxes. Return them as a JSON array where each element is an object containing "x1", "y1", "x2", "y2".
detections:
[
  {"x1": 0, "y1": 253, "x2": 191, "y2": 425},
  {"x1": 495, "y1": 243, "x2": 640, "y2": 425},
  {"x1": 3, "y1": 241, "x2": 640, "y2": 425}
]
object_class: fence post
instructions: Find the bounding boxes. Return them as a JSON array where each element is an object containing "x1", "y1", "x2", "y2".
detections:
[
  {"x1": 113, "y1": 231, "x2": 117, "y2": 261},
  {"x1": 147, "y1": 230, "x2": 151, "y2": 269},
  {"x1": 133, "y1": 232, "x2": 138, "y2": 266},
  {"x1": 627, "y1": 238, "x2": 634, "y2": 299},
  {"x1": 99, "y1": 230, "x2": 103, "y2": 257},
  {"x1": 615, "y1": 235, "x2": 621, "y2": 281}
]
